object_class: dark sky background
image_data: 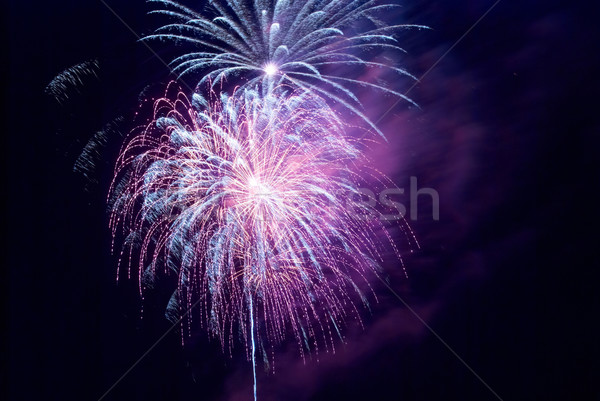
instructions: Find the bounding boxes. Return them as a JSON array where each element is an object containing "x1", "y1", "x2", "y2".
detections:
[{"x1": 4, "y1": 1, "x2": 599, "y2": 400}]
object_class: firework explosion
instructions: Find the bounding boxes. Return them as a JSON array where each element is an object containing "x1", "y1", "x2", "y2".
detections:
[
  {"x1": 55, "y1": 1, "x2": 424, "y2": 399},
  {"x1": 146, "y1": 0, "x2": 427, "y2": 137},
  {"x1": 110, "y1": 85, "x2": 400, "y2": 361}
]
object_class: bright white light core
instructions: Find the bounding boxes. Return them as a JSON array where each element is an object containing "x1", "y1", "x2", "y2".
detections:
[{"x1": 263, "y1": 63, "x2": 278, "y2": 76}]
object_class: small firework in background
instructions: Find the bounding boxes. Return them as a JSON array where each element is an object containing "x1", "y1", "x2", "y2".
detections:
[{"x1": 45, "y1": 60, "x2": 101, "y2": 106}]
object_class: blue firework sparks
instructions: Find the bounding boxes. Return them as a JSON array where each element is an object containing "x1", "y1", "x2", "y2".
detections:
[{"x1": 145, "y1": 0, "x2": 427, "y2": 137}]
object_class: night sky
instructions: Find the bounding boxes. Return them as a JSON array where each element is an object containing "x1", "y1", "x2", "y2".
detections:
[{"x1": 4, "y1": 1, "x2": 599, "y2": 400}]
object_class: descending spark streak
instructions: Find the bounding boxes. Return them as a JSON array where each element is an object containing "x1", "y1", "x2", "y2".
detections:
[
  {"x1": 250, "y1": 295, "x2": 257, "y2": 401},
  {"x1": 145, "y1": 0, "x2": 428, "y2": 137},
  {"x1": 109, "y1": 85, "x2": 402, "y2": 368}
]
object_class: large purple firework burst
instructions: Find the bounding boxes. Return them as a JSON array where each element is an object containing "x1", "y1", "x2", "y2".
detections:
[{"x1": 110, "y1": 85, "x2": 403, "y2": 364}]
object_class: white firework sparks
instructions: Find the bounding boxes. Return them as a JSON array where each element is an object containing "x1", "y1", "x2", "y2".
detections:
[{"x1": 145, "y1": 0, "x2": 428, "y2": 137}]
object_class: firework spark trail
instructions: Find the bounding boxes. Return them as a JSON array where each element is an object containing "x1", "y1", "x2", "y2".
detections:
[
  {"x1": 145, "y1": 0, "x2": 428, "y2": 138},
  {"x1": 250, "y1": 295, "x2": 257, "y2": 401},
  {"x1": 109, "y1": 85, "x2": 405, "y2": 380}
]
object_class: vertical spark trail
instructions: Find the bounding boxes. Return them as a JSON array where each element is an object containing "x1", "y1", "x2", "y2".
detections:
[{"x1": 250, "y1": 295, "x2": 258, "y2": 401}]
